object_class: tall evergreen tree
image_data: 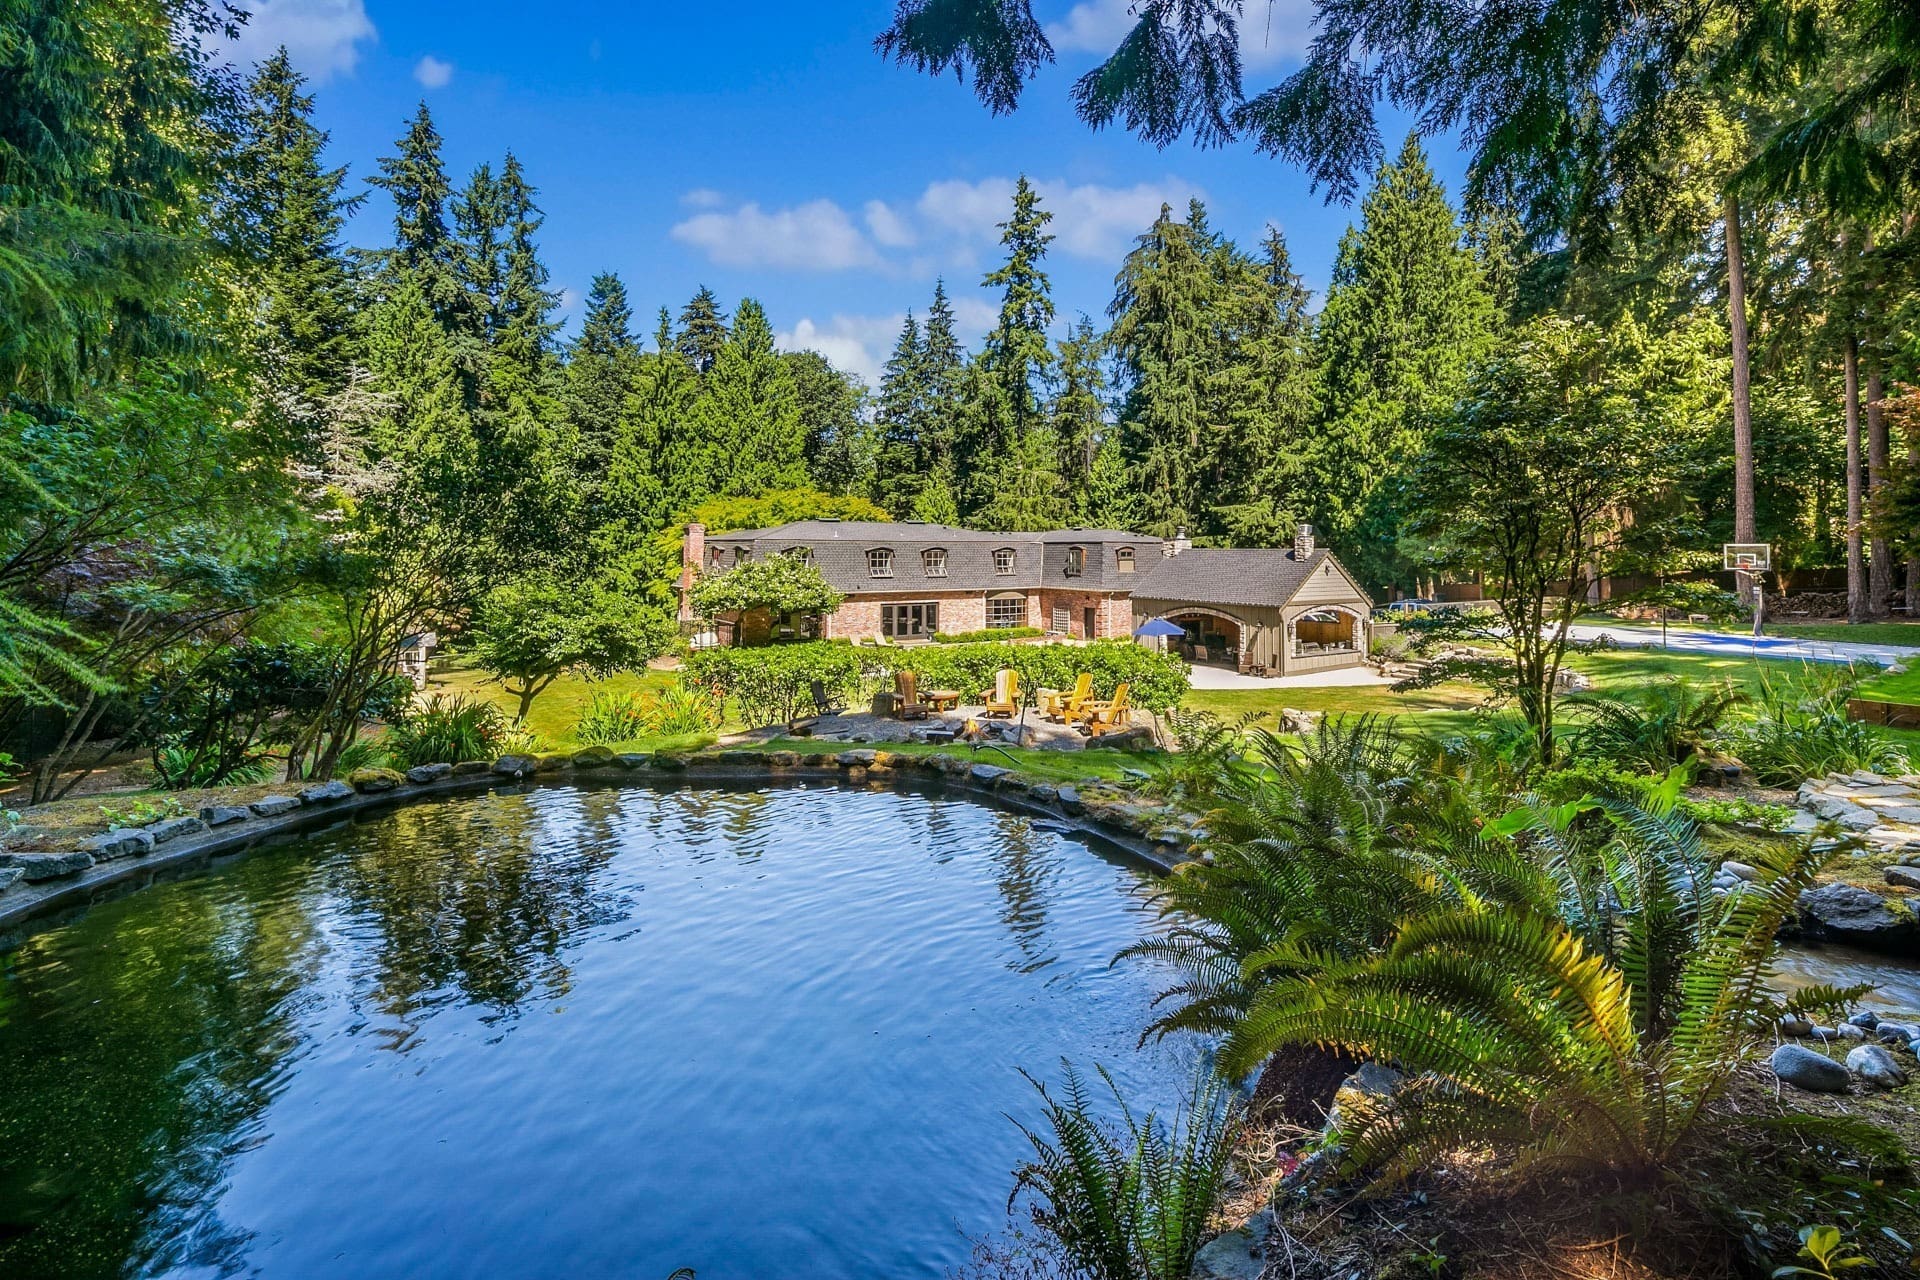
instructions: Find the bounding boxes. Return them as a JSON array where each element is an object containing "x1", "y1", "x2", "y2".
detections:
[
  {"x1": 921, "y1": 279, "x2": 967, "y2": 455},
  {"x1": 678, "y1": 299, "x2": 806, "y2": 504},
  {"x1": 964, "y1": 177, "x2": 1058, "y2": 519},
  {"x1": 368, "y1": 102, "x2": 460, "y2": 324},
  {"x1": 785, "y1": 349, "x2": 871, "y2": 496},
  {"x1": 228, "y1": 48, "x2": 362, "y2": 419},
  {"x1": 873, "y1": 311, "x2": 927, "y2": 514},
  {"x1": 451, "y1": 161, "x2": 503, "y2": 344},
  {"x1": 677, "y1": 286, "x2": 731, "y2": 374},
  {"x1": 1309, "y1": 136, "x2": 1496, "y2": 588},
  {"x1": 566, "y1": 273, "x2": 640, "y2": 519},
  {"x1": 1215, "y1": 226, "x2": 1319, "y2": 545},
  {"x1": 1051, "y1": 316, "x2": 1107, "y2": 522},
  {"x1": 605, "y1": 310, "x2": 686, "y2": 534}
]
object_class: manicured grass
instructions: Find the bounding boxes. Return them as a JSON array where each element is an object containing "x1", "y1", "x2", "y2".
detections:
[
  {"x1": 1603, "y1": 616, "x2": 1920, "y2": 649},
  {"x1": 428, "y1": 658, "x2": 683, "y2": 748},
  {"x1": 1851, "y1": 664, "x2": 1920, "y2": 706},
  {"x1": 1183, "y1": 681, "x2": 1483, "y2": 737}
]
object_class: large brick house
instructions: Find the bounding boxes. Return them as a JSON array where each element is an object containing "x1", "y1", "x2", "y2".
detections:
[{"x1": 679, "y1": 519, "x2": 1376, "y2": 676}]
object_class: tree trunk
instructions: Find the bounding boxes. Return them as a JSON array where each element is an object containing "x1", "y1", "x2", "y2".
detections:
[
  {"x1": 1726, "y1": 193, "x2": 1756, "y2": 546},
  {"x1": 1869, "y1": 365, "x2": 1891, "y2": 615},
  {"x1": 1846, "y1": 333, "x2": 1867, "y2": 622}
]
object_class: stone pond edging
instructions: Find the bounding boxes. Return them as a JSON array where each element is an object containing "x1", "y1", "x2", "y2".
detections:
[{"x1": 0, "y1": 747, "x2": 1194, "y2": 943}]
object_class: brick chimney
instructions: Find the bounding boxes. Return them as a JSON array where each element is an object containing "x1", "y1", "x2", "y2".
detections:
[
  {"x1": 678, "y1": 522, "x2": 705, "y2": 623},
  {"x1": 1295, "y1": 522, "x2": 1315, "y2": 558}
]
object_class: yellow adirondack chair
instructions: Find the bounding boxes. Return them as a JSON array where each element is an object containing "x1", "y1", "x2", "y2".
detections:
[
  {"x1": 982, "y1": 668, "x2": 1021, "y2": 718},
  {"x1": 1038, "y1": 673, "x2": 1094, "y2": 722},
  {"x1": 1082, "y1": 683, "x2": 1132, "y2": 736}
]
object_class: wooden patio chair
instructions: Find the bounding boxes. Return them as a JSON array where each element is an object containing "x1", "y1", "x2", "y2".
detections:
[
  {"x1": 894, "y1": 670, "x2": 930, "y2": 721},
  {"x1": 1192, "y1": 644, "x2": 1210, "y2": 663},
  {"x1": 1082, "y1": 684, "x2": 1132, "y2": 736},
  {"x1": 1037, "y1": 673, "x2": 1093, "y2": 722},
  {"x1": 981, "y1": 668, "x2": 1021, "y2": 718}
]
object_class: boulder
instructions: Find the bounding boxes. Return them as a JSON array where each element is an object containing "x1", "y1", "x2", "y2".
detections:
[
  {"x1": 571, "y1": 746, "x2": 616, "y2": 768},
  {"x1": 249, "y1": 795, "x2": 301, "y2": 818},
  {"x1": 1836, "y1": 1023, "x2": 1868, "y2": 1041},
  {"x1": 1327, "y1": 1062, "x2": 1405, "y2": 1132},
  {"x1": 836, "y1": 749, "x2": 877, "y2": 767},
  {"x1": 1026, "y1": 783, "x2": 1058, "y2": 805},
  {"x1": 1875, "y1": 1020, "x2": 1918, "y2": 1045},
  {"x1": 0, "y1": 850, "x2": 93, "y2": 882},
  {"x1": 1779, "y1": 1016, "x2": 1814, "y2": 1037},
  {"x1": 491, "y1": 755, "x2": 538, "y2": 779},
  {"x1": 298, "y1": 779, "x2": 355, "y2": 805},
  {"x1": 0, "y1": 866, "x2": 22, "y2": 894},
  {"x1": 969, "y1": 763, "x2": 1009, "y2": 785},
  {"x1": 86, "y1": 828, "x2": 155, "y2": 860},
  {"x1": 534, "y1": 753, "x2": 573, "y2": 773},
  {"x1": 1797, "y1": 882, "x2": 1920, "y2": 952},
  {"x1": 650, "y1": 753, "x2": 689, "y2": 771},
  {"x1": 348, "y1": 768, "x2": 404, "y2": 793},
  {"x1": 1770, "y1": 1043, "x2": 1851, "y2": 1093},
  {"x1": 1720, "y1": 860, "x2": 1761, "y2": 883},
  {"x1": 1847, "y1": 1043, "x2": 1909, "y2": 1089},
  {"x1": 765, "y1": 751, "x2": 801, "y2": 768},
  {"x1": 451, "y1": 761, "x2": 492, "y2": 777},
  {"x1": 405, "y1": 763, "x2": 454, "y2": 784},
  {"x1": 1056, "y1": 785, "x2": 1084, "y2": 815},
  {"x1": 1190, "y1": 1209, "x2": 1276, "y2": 1280},
  {"x1": 1808, "y1": 1025, "x2": 1842, "y2": 1042},
  {"x1": 1085, "y1": 725, "x2": 1157, "y2": 751},
  {"x1": 613, "y1": 753, "x2": 652, "y2": 770},
  {"x1": 146, "y1": 815, "x2": 206, "y2": 844},
  {"x1": 1848, "y1": 1010, "x2": 1880, "y2": 1031},
  {"x1": 1887, "y1": 866, "x2": 1920, "y2": 891},
  {"x1": 198, "y1": 805, "x2": 250, "y2": 827}
]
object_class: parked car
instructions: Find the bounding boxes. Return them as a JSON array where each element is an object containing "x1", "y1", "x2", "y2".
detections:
[{"x1": 1376, "y1": 598, "x2": 1436, "y2": 617}]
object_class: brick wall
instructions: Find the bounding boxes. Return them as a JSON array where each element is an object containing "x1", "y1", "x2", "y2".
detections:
[
  {"x1": 1036, "y1": 590, "x2": 1131, "y2": 639},
  {"x1": 822, "y1": 591, "x2": 993, "y2": 640}
]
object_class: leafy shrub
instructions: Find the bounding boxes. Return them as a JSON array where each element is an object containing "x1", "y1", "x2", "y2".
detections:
[
  {"x1": 1731, "y1": 663, "x2": 1908, "y2": 786},
  {"x1": 496, "y1": 727, "x2": 552, "y2": 757},
  {"x1": 1677, "y1": 795, "x2": 1794, "y2": 830},
  {"x1": 332, "y1": 740, "x2": 390, "y2": 775},
  {"x1": 98, "y1": 796, "x2": 188, "y2": 827},
  {"x1": 573, "y1": 684, "x2": 723, "y2": 745},
  {"x1": 931, "y1": 626, "x2": 1044, "y2": 644},
  {"x1": 883, "y1": 640, "x2": 1190, "y2": 714},
  {"x1": 154, "y1": 744, "x2": 274, "y2": 789},
  {"x1": 574, "y1": 690, "x2": 651, "y2": 745},
  {"x1": 385, "y1": 695, "x2": 509, "y2": 766},
  {"x1": 685, "y1": 642, "x2": 865, "y2": 729},
  {"x1": 1140, "y1": 709, "x2": 1259, "y2": 805},
  {"x1": 1563, "y1": 678, "x2": 1745, "y2": 772},
  {"x1": 1011, "y1": 1063, "x2": 1242, "y2": 1280}
]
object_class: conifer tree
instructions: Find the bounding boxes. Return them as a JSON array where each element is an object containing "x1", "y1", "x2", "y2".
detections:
[
  {"x1": 228, "y1": 48, "x2": 362, "y2": 418},
  {"x1": 1051, "y1": 316, "x2": 1107, "y2": 522},
  {"x1": 785, "y1": 349, "x2": 872, "y2": 496},
  {"x1": 452, "y1": 161, "x2": 503, "y2": 345},
  {"x1": 965, "y1": 178, "x2": 1057, "y2": 517},
  {"x1": 679, "y1": 299, "x2": 806, "y2": 503},
  {"x1": 1309, "y1": 135, "x2": 1496, "y2": 588},
  {"x1": 1215, "y1": 227, "x2": 1318, "y2": 545},
  {"x1": 605, "y1": 310, "x2": 685, "y2": 535},
  {"x1": 362, "y1": 276, "x2": 481, "y2": 536},
  {"x1": 921, "y1": 279, "x2": 966, "y2": 455},
  {"x1": 566, "y1": 273, "x2": 640, "y2": 517},
  {"x1": 873, "y1": 311, "x2": 927, "y2": 513},
  {"x1": 369, "y1": 103, "x2": 461, "y2": 325},
  {"x1": 677, "y1": 286, "x2": 730, "y2": 374}
]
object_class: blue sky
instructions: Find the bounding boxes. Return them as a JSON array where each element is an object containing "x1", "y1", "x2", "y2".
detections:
[{"x1": 221, "y1": 0, "x2": 1468, "y2": 385}]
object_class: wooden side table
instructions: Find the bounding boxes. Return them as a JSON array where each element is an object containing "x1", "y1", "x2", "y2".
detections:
[{"x1": 927, "y1": 689, "x2": 962, "y2": 712}]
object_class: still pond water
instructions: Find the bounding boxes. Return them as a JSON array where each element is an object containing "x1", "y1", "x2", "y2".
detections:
[{"x1": 0, "y1": 782, "x2": 1187, "y2": 1280}]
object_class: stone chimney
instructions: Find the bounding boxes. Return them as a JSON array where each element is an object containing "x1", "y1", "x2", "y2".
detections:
[
  {"x1": 1166, "y1": 528, "x2": 1191, "y2": 557},
  {"x1": 678, "y1": 522, "x2": 705, "y2": 623},
  {"x1": 1295, "y1": 523, "x2": 1316, "y2": 558}
]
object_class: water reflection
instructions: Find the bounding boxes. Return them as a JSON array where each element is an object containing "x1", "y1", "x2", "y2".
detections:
[{"x1": 0, "y1": 783, "x2": 1181, "y2": 1280}]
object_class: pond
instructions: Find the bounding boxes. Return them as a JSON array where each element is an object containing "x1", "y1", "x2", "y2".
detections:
[{"x1": 0, "y1": 782, "x2": 1189, "y2": 1280}]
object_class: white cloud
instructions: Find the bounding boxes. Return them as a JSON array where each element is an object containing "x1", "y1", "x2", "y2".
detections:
[
  {"x1": 1046, "y1": 0, "x2": 1316, "y2": 69},
  {"x1": 778, "y1": 299, "x2": 997, "y2": 387},
  {"x1": 223, "y1": 0, "x2": 376, "y2": 81},
  {"x1": 912, "y1": 176, "x2": 1206, "y2": 260},
  {"x1": 413, "y1": 55, "x2": 454, "y2": 88},
  {"x1": 681, "y1": 188, "x2": 727, "y2": 209},
  {"x1": 674, "y1": 176, "x2": 1204, "y2": 277},
  {"x1": 671, "y1": 199, "x2": 881, "y2": 271}
]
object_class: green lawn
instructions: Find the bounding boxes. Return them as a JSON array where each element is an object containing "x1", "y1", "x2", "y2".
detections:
[
  {"x1": 427, "y1": 658, "x2": 689, "y2": 750},
  {"x1": 754, "y1": 736, "x2": 1147, "y2": 784},
  {"x1": 1603, "y1": 616, "x2": 1920, "y2": 649}
]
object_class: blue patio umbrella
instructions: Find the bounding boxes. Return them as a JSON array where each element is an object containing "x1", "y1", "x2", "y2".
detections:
[{"x1": 1133, "y1": 618, "x2": 1187, "y2": 638}]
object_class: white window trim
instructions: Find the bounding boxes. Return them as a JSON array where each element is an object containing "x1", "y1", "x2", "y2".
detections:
[
  {"x1": 922, "y1": 548, "x2": 948, "y2": 577},
  {"x1": 868, "y1": 548, "x2": 895, "y2": 578},
  {"x1": 993, "y1": 548, "x2": 1017, "y2": 576}
]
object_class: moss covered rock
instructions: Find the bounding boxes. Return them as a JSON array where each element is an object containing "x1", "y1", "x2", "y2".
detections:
[{"x1": 349, "y1": 767, "x2": 405, "y2": 793}]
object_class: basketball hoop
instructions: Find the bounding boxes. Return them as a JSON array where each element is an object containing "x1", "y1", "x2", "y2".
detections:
[{"x1": 1723, "y1": 543, "x2": 1772, "y2": 573}]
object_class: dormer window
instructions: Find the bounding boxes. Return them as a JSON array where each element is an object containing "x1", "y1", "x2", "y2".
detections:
[
  {"x1": 1065, "y1": 546, "x2": 1085, "y2": 577},
  {"x1": 782, "y1": 546, "x2": 813, "y2": 566},
  {"x1": 709, "y1": 546, "x2": 724, "y2": 566},
  {"x1": 922, "y1": 548, "x2": 948, "y2": 577},
  {"x1": 867, "y1": 548, "x2": 895, "y2": 578},
  {"x1": 1116, "y1": 547, "x2": 1136, "y2": 573},
  {"x1": 993, "y1": 548, "x2": 1016, "y2": 576}
]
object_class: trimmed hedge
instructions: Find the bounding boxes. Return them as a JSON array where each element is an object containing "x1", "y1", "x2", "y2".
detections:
[
  {"x1": 930, "y1": 626, "x2": 1043, "y2": 644},
  {"x1": 684, "y1": 639, "x2": 1192, "y2": 728},
  {"x1": 684, "y1": 642, "x2": 865, "y2": 729},
  {"x1": 880, "y1": 640, "x2": 1189, "y2": 712}
]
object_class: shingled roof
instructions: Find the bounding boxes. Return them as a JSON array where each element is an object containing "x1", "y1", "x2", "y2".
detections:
[
  {"x1": 1130, "y1": 547, "x2": 1366, "y2": 609},
  {"x1": 705, "y1": 521, "x2": 1163, "y2": 594}
]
